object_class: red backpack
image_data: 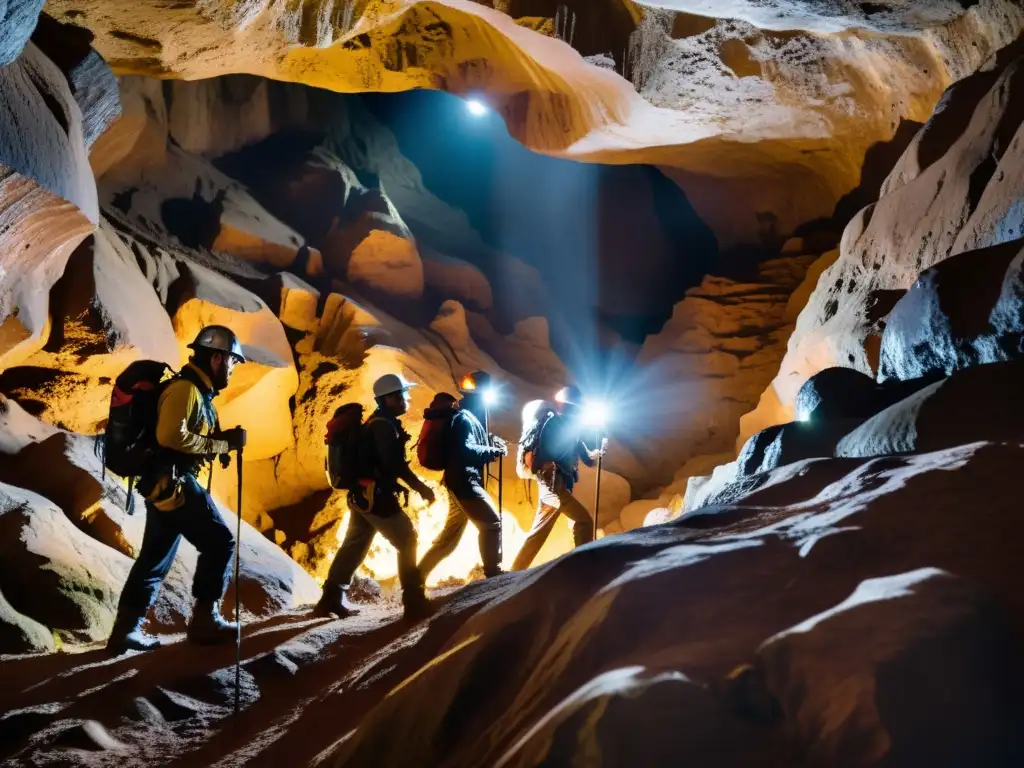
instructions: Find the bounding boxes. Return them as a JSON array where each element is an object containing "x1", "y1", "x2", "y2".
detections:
[
  {"x1": 417, "y1": 394, "x2": 458, "y2": 471},
  {"x1": 325, "y1": 403, "x2": 366, "y2": 490}
]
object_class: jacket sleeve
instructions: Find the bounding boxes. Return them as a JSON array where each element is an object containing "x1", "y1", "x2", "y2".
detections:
[
  {"x1": 155, "y1": 380, "x2": 230, "y2": 456},
  {"x1": 455, "y1": 413, "x2": 500, "y2": 465},
  {"x1": 371, "y1": 418, "x2": 427, "y2": 491}
]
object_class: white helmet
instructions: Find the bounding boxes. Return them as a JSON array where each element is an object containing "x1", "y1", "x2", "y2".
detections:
[{"x1": 373, "y1": 373, "x2": 417, "y2": 398}]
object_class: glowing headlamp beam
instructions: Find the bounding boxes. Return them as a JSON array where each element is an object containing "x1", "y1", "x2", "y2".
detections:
[
  {"x1": 581, "y1": 400, "x2": 610, "y2": 429},
  {"x1": 465, "y1": 98, "x2": 487, "y2": 116}
]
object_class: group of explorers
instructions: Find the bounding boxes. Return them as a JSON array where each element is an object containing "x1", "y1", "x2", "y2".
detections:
[{"x1": 105, "y1": 325, "x2": 607, "y2": 653}]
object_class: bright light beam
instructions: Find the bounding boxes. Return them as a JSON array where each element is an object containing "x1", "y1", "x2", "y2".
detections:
[
  {"x1": 483, "y1": 388, "x2": 499, "y2": 407},
  {"x1": 581, "y1": 399, "x2": 609, "y2": 430},
  {"x1": 465, "y1": 98, "x2": 488, "y2": 117}
]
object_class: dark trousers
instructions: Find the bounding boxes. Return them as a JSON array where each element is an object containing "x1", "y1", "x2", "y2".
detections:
[
  {"x1": 512, "y1": 465, "x2": 593, "y2": 571},
  {"x1": 419, "y1": 482, "x2": 502, "y2": 579},
  {"x1": 325, "y1": 489, "x2": 423, "y2": 602},
  {"x1": 115, "y1": 474, "x2": 235, "y2": 619}
]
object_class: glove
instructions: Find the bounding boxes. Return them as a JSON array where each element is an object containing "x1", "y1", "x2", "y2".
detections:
[
  {"x1": 218, "y1": 453, "x2": 231, "y2": 469},
  {"x1": 490, "y1": 435, "x2": 508, "y2": 457},
  {"x1": 221, "y1": 426, "x2": 247, "y2": 452}
]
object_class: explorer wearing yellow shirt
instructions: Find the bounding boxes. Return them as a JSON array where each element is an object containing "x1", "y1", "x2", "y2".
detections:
[{"x1": 107, "y1": 326, "x2": 248, "y2": 654}]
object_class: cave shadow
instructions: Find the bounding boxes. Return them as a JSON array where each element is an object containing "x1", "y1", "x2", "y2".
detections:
[{"x1": 795, "y1": 118, "x2": 924, "y2": 239}]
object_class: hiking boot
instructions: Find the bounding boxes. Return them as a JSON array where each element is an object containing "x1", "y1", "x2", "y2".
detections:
[
  {"x1": 402, "y1": 591, "x2": 433, "y2": 621},
  {"x1": 187, "y1": 599, "x2": 236, "y2": 645},
  {"x1": 107, "y1": 613, "x2": 160, "y2": 654},
  {"x1": 313, "y1": 583, "x2": 360, "y2": 619}
]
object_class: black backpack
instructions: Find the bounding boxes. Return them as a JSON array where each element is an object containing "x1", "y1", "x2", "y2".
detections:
[
  {"x1": 516, "y1": 399, "x2": 557, "y2": 479},
  {"x1": 101, "y1": 360, "x2": 175, "y2": 480},
  {"x1": 325, "y1": 403, "x2": 366, "y2": 490}
]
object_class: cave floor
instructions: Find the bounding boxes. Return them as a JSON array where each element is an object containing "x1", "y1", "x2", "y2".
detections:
[{"x1": 0, "y1": 597, "x2": 438, "y2": 766}]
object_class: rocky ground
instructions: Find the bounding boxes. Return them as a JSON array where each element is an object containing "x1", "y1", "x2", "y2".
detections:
[{"x1": 4, "y1": 437, "x2": 1024, "y2": 766}]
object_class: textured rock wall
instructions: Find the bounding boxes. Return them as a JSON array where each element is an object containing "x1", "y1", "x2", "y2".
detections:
[
  {"x1": 42, "y1": 0, "x2": 1024, "y2": 247},
  {"x1": 745, "y1": 37, "x2": 1024, "y2": 431}
]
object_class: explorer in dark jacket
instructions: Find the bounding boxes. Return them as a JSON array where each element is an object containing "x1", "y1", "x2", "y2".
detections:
[{"x1": 419, "y1": 372, "x2": 507, "y2": 579}]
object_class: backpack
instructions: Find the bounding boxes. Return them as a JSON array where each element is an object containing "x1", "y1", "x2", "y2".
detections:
[
  {"x1": 417, "y1": 394, "x2": 459, "y2": 471},
  {"x1": 101, "y1": 360, "x2": 175, "y2": 480},
  {"x1": 325, "y1": 403, "x2": 366, "y2": 490},
  {"x1": 516, "y1": 399, "x2": 557, "y2": 480}
]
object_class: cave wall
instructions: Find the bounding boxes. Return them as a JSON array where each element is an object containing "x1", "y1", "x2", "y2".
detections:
[{"x1": 40, "y1": 0, "x2": 1024, "y2": 250}]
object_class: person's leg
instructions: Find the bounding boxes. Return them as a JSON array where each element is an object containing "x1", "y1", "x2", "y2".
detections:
[
  {"x1": 367, "y1": 493, "x2": 425, "y2": 613},
  {"x1": 458, "y1": 482, "x2": 502, "y2": 576},
  {"x1": 316, "y1": 506, "x2": 376, "y2": 618},
  {"x1": 174, "y1": 476, "x2": 235, "y2": 603},
  {"x1": 417, "y1": 489, "x2": 469, "y2": 581},
  {"x1": 173, "y1": 476, "x2": 237, "y2": 643},
  {"x1": 511, "y1": 468, "x2": 563, "y2": 571},
  {"x1": 557, "y1": 487, "x2": 595, "y2": 548},
  {"x1": 108, "y1": 503, "x2": 181, "y2": 652},
  {"x1": 324, "y1": 505, "x2": 376, "y2": 587}
]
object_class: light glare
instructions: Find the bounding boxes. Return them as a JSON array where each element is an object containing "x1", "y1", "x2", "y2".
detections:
[
  {"x1": 483, "y1": 388, "x2": 499, "y2": 406},
  {"x1": 581, "y1": 400, "x2": 609, "y2": 429},
  {"x1": 466, "y1": 98, "x2": 487, "y2": 116}
]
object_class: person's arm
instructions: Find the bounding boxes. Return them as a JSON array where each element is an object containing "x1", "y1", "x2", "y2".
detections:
[
  {"x1": 578, "y1": 431, "x2": 606, "y2": 467},
  {"x1": 455, "y1": 413, "x2": 502, "y2": 465},
  {"x1": 155, "y1": 380, "x2": 230, "y2": 456},
  {"x1": 371, "y1": 419, "x2": 430, "y2": 495},
  {"x1": 578, "y1": 438, "x2": 598, "y2": 467}
]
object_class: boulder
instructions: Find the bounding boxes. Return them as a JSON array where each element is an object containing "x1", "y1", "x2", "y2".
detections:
[
  {"x1": 345, "y1": 229, "x2": 424, "y2": 301},
  {"x1": 837, "y1": 361, "x2": 1024, "y2": 459},
  {"x1": 0, "y1": 584, "x2": 54, "y2": 654},
  {"x1": 491, "y1": 670, "x2": 787, "y2": 767},
  {"x1": 0, "y1": 482, "x2": 129, "y2": 648},
  {"x1": 758, "y1": 568, "x2": 1024, "y2": 765},
  {"x1": 794, "y1": 366, "x2": 878, "y2": 422},
  {"x1": 422, "y1": 247, "x2": 493, "y2": 311},
  {"x1": 0, "y1": 477, "x2": 318, "y2": 652},
  {"x1": 0, "y1": 42, "x2": 98, "y2": 368},
  {"x1": 0, "y1": 396, "x2": 138, "y2": 556},
  {"x1": 736, "y1": 419, "x2": 864, "y2": 478},
  {"x1": 879, "y1": 239, "x2": 1024, "y2": 382}
]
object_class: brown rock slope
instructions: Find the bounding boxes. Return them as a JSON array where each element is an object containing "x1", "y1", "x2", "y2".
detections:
[{"x1": 3, "y1": 440, "x2": 1023, "y2": 765}]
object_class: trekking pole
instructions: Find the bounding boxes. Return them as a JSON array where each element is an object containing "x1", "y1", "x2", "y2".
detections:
[
  {"x1": 233, "y1": 446, "x2": 243, "y2": 716},
  {"x1": 593, "y1": 437, "x2": 606, "y2": 540}
]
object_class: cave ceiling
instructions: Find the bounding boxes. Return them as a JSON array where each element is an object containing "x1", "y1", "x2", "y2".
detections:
[{"x1": 31, "y1": 0, "x2": 1024, "y2": 243}]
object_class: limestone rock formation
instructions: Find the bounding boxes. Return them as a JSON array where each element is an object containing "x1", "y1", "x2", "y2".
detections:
[
  {"x1": 43, "y1": 0, "x2": 1024, "y2": 249},
  {"x1": 626, "y1": 251, "x2": 820, "y2": 490},
  {"x1": 759, "y1": 38, "x2": 1024, "y2": 420},
  {"x1": 0, "y1": 41, "x2": 100, "y2": 368},
  {"x1": 879, "y1": 240, "x2": 1024, "y2": 381},
  {"x1": 0, "y1": 397, "x2": 318, "y2": 653}
]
